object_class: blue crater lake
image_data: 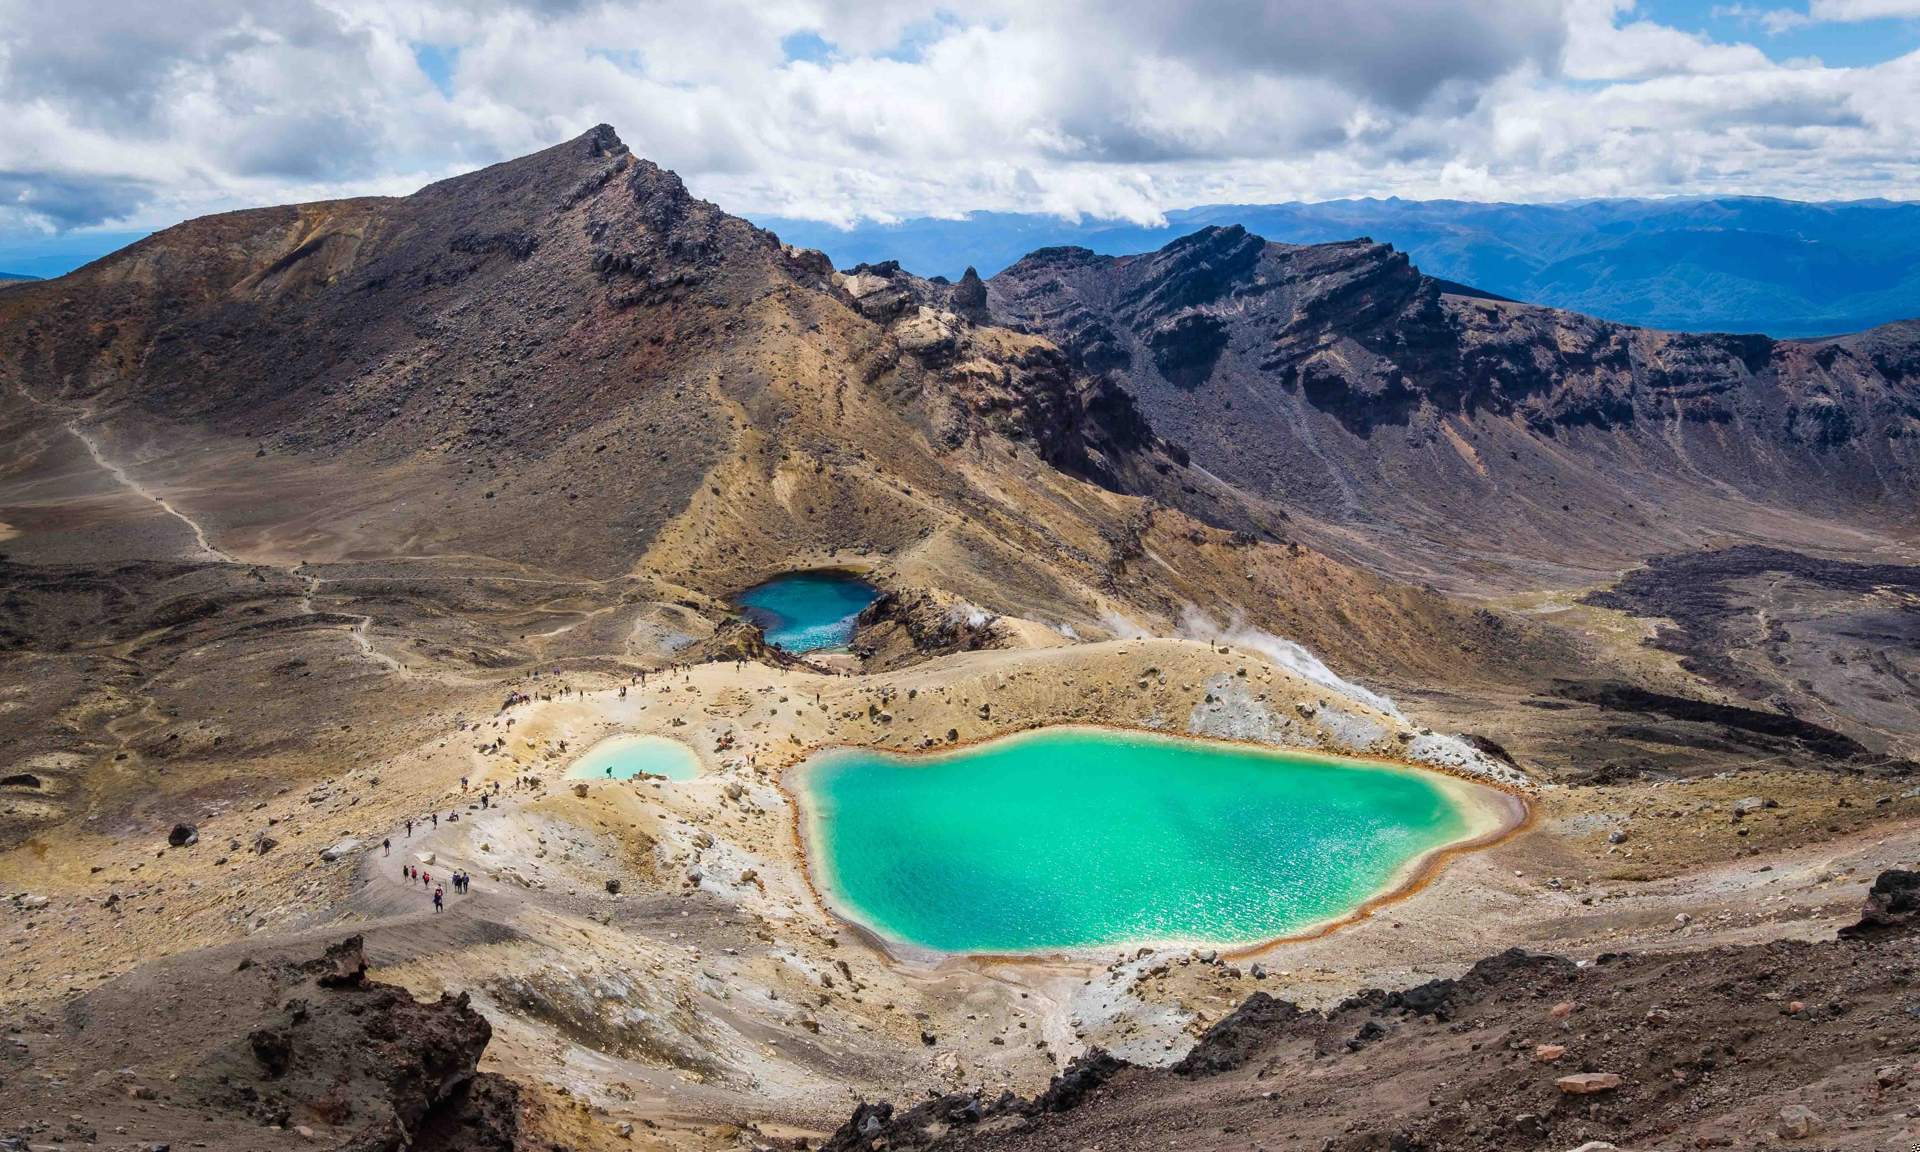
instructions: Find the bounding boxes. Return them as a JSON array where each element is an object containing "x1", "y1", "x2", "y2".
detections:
[
  {"x1": 565, "y1": 734, "x2": 702, "y2": 781},
  {"x1": 737, "y1": 572, "x2": 880, "y2": 653},
  {"x1": 793, "y1": 727, "x2": 1510, "y2": 954}
]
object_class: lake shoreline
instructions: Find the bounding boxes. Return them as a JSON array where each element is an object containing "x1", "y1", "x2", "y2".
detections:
[{"x1": 780, "y1": 723, "x2": 1532, "y2": 964}]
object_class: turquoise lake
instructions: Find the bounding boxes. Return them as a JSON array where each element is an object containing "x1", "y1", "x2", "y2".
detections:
[
  {"x1": 565, "y1": 734, "x2": 702, "y2": 781},
  {"x1": 794, "y1": 727, "x2": 1493, "y2": 954},
  {"x1": 737, "y1": 572, "x2": 879, "y2": 652}
]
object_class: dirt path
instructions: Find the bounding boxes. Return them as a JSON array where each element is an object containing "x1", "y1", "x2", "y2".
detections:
[{"x1": 64, "y1": 423, "x2": 235, "y2": 562}]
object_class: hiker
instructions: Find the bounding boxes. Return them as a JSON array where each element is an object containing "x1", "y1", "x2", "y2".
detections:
[
  {"x1": 382, "y1": 838, "x2": 390, "y2": 857},
  {"x1": 433, "y1": 886, "x2": 444, "y2": 913},
  {"x1": 405, "y1": 818, "x2": 413, "y2": 837},
  {"x1": 422, "y1": 870, "x2": 430, "y2": 888},
  {"x1": 460, "y1": 776, "x2": 468, "y2": 793},
  {"x1": 431, "y1": 812, "x2": 438, "y2": 828},
  {"x1": 480, "y1": 793, "x2": 489, "y2": 810}
]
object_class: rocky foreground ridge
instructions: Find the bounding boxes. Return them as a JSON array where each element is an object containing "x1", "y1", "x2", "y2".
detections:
[
  {"x1": 0, "y1": 936, "x2": 517, "y2": 1150},
  {"x1": 822, "y1": 870, "x2": 1920, "y2": 1152}
]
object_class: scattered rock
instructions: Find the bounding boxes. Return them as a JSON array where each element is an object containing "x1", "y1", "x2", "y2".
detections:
[
  {"x1": 1534, "y1": 1043, "x2": 1567, "y2": 1062},
  {"x1": 319, "y1": 837, "x2": 361, "y2": 862},
  {"x1": 1555, "y1": 1072, "x2": 1624, "y2": 1095},
  {"x1": 167, "y1": 823, "x2": 198, "y2": 848},
  {"x1": 604, "y1": 878, "x2": 621, "y2": 895},
  {"x1": 1777, "y1": 1104, "x2": 1822, "y2": 1139}
]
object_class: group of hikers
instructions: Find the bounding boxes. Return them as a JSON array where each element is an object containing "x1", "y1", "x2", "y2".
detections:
[
  {"x1": 369, "y1": 661, "x2": 709, "y2": 917},
  {"x1": 401, "y1": 861, "x2": 473, "y2": 912},
  {"x1": 370, "y1": 777, "x2": 510, "y2": 913}
]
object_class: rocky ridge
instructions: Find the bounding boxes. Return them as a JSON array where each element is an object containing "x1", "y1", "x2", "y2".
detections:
[
  {"x1": 989, "y1": 225, "x2": 1920, "y2": 586},
  {"x1": 820, "y1": 869, "x2": 1920, "y2": 1151}
]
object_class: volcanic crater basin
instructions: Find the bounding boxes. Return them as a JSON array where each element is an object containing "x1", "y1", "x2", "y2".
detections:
[
  {"x1": 791, "y1": 726, "x2": 1522, "y2": 956},
  {"x1": 737, "y1": 571, "x2": 880, "y2": 653}
]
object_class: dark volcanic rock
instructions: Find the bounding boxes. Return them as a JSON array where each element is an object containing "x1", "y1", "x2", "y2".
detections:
[
  {"x1": 1552, "y1": 679, "x2": 1888, "y2": 766},
  {"x1": 1173, "y1": 992, "x2": 1306, "y2": 1074},
  {"x1": 1840, "y1": 868, "x2": 1920, "y2": 937},
  {"x1": 950, "y1": 265, "x2": 990, "y2": 324},
  {"x1": 818, "y1": 1049, "x2": 1127, "y2": 1152},
  {"x1": 0, "y1": 935, "x2": 516, "y2": 1151},
  {"x1": 1571, "y1": 545, "x2": 1920, "y2": 771}
]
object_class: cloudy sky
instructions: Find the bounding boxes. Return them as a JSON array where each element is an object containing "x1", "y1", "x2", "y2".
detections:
[{"x1": 3, "y1": 0, "x2": 1920, "y2": 268}]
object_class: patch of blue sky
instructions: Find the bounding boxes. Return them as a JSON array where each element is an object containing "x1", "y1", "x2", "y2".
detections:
[
  {"x1": 781, "y1": 31, "x2": 835, "y2": 64},
  {"x1": 877, "y1": 11, "x2": 966, "y2": 63},
  {"x1": 1646, "y1": 0, "x2": 1920, "y2": 67},
  {"x1": 589, "y1": 47, "x2": 645, "y2": 72},
  {"x1": 411, "y1": 41, "x2": 458, "y2": 96}
]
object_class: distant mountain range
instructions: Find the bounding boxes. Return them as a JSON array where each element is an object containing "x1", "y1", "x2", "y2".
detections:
[
  {"x1": 0, "y1": 272, "x2": 40, "y2": 284},
  {"x1": 757, "y1": 197, "x2": 1920, "y2": 338}
]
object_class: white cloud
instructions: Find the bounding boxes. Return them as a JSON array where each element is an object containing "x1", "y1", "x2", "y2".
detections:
[
  {"x1": 0, "y1": 0, "x2": 1917, "y2": 238},
  {"x1": 1809, "y1": 0, "x2": 1920, "y2": 18}
]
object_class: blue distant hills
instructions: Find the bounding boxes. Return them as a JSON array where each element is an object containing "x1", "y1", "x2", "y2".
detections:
[{"x1": 755, "y1": 197, "x2": 1920, "y2": 338}]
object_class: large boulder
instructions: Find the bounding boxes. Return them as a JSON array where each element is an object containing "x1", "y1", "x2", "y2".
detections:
[{"x1": 1840, "y1": 868, "x2": 1920, "y2": 938}]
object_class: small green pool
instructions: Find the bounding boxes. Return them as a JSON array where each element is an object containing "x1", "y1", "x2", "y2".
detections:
[
  {"x1": 565, "y1": 735, "x2": 702, "y2": 782},
  {"x1": 792, "y1": 726, "x2": 1498, "y2": 954}
]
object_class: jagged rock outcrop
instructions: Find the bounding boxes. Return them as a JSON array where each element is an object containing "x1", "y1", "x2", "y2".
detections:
[
  {"x1": 0, "y1": 936, "x2": 517, "y2": 1150},
  {"x1": 851, "y1": 587, "x2": 1001, "y2": 669},
  {"x1": 828, "y1": 255, "x2": 1203, "y2": 501},
  {"x1": 817, "y1": 1049, "x2": 1127, "y2": 1152},
  {"x1": 1840, "y1": 868, "x2": 1920, "y2": 937}
]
